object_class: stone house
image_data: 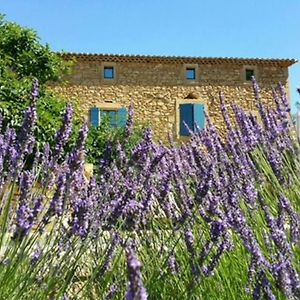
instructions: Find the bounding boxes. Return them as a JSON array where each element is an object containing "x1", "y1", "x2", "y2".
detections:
[{"x1": 51, "y1": 53, "x2": 296, "y2": 143}]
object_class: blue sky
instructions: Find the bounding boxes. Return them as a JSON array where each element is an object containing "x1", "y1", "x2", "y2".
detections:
[{"x1": 1, "y1": 0, "x2": 300, "y2": 112}]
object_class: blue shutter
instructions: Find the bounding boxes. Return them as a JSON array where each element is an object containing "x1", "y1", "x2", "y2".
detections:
[
  {"x1": 90, "y1": 107, "x2": 100, "y2": 127},
  {"x1": 193, "y1": 104, "x2": 205, "y2": 131},
  {"x1": 179, "y1": 104, "x2": 193, "y2": 136},
  {"x1": 117, "y1": 107, "x2": 128, "y2": 128}
]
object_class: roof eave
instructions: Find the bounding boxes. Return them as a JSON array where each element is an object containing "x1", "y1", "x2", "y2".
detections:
[{"x1": 57, "y1": 52, "x2": 297, "y2": 67}]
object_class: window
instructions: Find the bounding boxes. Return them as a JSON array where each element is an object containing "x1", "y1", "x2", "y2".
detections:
[
  {"x1": 179, "y1": 103, "x2": 205, "y2": 136},
  {"x1": 101, "y1": 62, "x2": 117, "y2": 82},
  {"x1": 90, "y1": 107, "x2": 128, "y2": 128},
  {"x1": 101, "y1": 110, "x2": 117, "y2": 127},
  {"x1": 186, "y1": 68, "x2": 196, "y2": 80},
  {"x1": 104, "y1": 67, "x2": 114, "y2": 79},
  {"x1": 245, "y1": 68, "x2": 255, "y2": 81},
  {"x1": 183, "y1": 64, "x2": 198, "y2": 82}
]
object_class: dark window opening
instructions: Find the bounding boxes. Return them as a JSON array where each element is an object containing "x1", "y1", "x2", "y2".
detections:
[{"x1": 245, "y1": 69, "x2": 255, "y2": 81}]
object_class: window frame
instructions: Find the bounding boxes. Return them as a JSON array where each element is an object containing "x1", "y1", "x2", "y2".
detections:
[
  {"x1": 103, "y1": 66, "x2": 115, "y2": 79},
  {"x1": 89, "y1": 103, "x2": 128, "y2": 128},
  {"x1": 245, "y1": 68, "x2": 255, "y2": 81},
  {"x1": 186, "y1": 67, "x2": 196, "y2": 80},
  {"x1": 242, "y1": 65, "x2": 258, "y2": 83},
  {"x1": 183, "y1": 64, "x2": 198, "y2": 83}
]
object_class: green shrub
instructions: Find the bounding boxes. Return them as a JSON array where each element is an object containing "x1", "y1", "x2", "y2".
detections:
[{"x1": 0, "y1": 14, "x2": 73, "y2": 148}]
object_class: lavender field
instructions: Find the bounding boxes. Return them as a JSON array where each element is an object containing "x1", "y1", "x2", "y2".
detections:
[{"x1": 0, "y1": 78, "x2": 299, "y2": 300}]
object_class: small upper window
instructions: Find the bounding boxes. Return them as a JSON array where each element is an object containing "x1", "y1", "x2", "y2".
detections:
[
  {"x1": 186, "y1": 68, "x2": 196, "y2": 80},
  {"x1": 104, "y1": 67, "x2": 114, "y2": 79},
  {"x1": 245, "y1": 69, "x2": 255, "y2": 81}
]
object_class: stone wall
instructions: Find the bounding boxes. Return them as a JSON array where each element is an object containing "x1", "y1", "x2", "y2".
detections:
[
  {"x1": 50, "y1": 56, "x2": 292, "y2": 143},
  {"x1": 62, "y1": 60, "x2": 288, "y2": 87}
]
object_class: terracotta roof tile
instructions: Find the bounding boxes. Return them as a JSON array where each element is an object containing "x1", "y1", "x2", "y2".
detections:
[{"x1": 58, "y1": 52, "x2": 297, "y2": 67}]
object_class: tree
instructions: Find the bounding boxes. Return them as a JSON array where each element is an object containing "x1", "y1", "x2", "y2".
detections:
[
  {"x1": 0, "y1": 14, "x2": 74, "y2": 147},
  {"x1": 0, "y1": 16, "x2": 68, "y2": 83},
  {"x1": 0, "y1": 15, "x2": 144, "y2": 163}
]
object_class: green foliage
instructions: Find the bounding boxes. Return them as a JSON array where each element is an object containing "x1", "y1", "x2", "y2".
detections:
[
  {"x1": 36, "y1": 91, "x2": 80, "y2": 149},
  {"x1": 86, "y1": 118, "x2": 145, "y2": 166},
  {"x1": 0, "y1": 15, "x2": 70, "y2": 84},
  {"x1": 0, "y1": 14, "x2": 74, "y2": 147}
]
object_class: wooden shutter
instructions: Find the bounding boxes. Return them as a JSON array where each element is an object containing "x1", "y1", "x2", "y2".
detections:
[
  {"x1": 193, "y1": 104, "x2": 205, "y2": 131},
  {"x1": 90, "y1": 107, "x2": 100, "y2": 127},
  {"x1": 179, "y1": 104, "x2": 193, "y2": 136},
  {"x1": 117, "y1": 107, "x2": 128, "y2": 127}
]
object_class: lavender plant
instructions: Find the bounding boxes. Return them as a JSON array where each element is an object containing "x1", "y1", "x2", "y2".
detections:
[{"x1": 0, "y1": 78, "x2": 299, "y2": 299}]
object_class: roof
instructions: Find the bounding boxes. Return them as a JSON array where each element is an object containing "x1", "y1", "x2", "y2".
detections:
[{"x1": 58, "y1": 52, "x2": 297, "y2": 67}]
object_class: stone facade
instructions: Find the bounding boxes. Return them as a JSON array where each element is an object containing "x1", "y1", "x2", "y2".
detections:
[{"x1": 50, "y1": 54, "x2": 296, "y2": 143}]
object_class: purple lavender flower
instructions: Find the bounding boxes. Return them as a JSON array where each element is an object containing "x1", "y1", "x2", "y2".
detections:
[
  {"x1": 184, "y1": 230, "x2": 195, "y2": 255},
  {"x1": 210, "y1": 220, "x2": 227, "y2": 241},
  {"x1": 19, "y1": 170, "x2": 34, "y2": 200},
  {"x1": 126, "y1": 247, "x2": 148, "y2": 300},
  {"x1": 0, "y1": 113, "x2": 2, "y2": 132},
  {"x1": 271, "y1": 254, "x2": 300, "y2": 298},
  {"x1": 232, "y1": 105, "x2": 259, "y2": 150},
  {"x1": 267, "y1": 147, "x2": 284, "y2": 183},
  {"x1": 13, "y1": 170, "x2": 36, "y2": 239},
  {"x1": 15, "y1": 79, "x2": 39, "y2": 161},
  {"x1": 31, "y1": 78, "x2": 39, "y2": 100},
  {"x1": 31, "y1": 244, "x2": 42, "y2": 266},
  {"x1": 70, "y1": 186, "x2": 91, "y2": 238},
  {"x1": 122, "y1": 200, "x2": 144, "y2": 229},
  {"x1": 258, "y1": 196, "x2": 300, "y2": 297},
  {"x1": 252, "y1": 77, "x2": 273, "y2": 133},
  {"x1": 97, "y1": 233, "x2": 120, "y2": 276},
  {"x1": 61, "y1": 294, "x2": 69, "y2": 300},
  {"x1": 243, "y1": 181, "x2": 258, "y2": 207},
  {"x1": 277, "y1": 82, "x2": 291, "y2": 114},
  {"x1": 253, "y1": 271, "x2": 276, "y2": 300},
  {"x1": 105, "y1": 284, "x2": 118, "y2": 299},
  {"x1": 115, "y1": 141, "x2": 128, "y2": 168},
  {"x1": 53, "y1": 103, "x2": 74, "y2": 159},
  {"x1": 67, "y1": 123, "x2": 89, "y2": 174},
  {"x1": 167, "y1": 255, "x2": 180, "y2": 275},
  {"x1": 278, "y1": 195, "x2": 300, "y2": 244},
  {"x1": 226, "y1": 200, "x2": 270, "y2": 276},
  {"x1": 40, "y1": 143, "x2": 59, "y2": 189},
  {"x1": 272, "y1": 88, "x2": 289, "y2": 132},
  {"x1": 219, "y1": 91, "x2": 233, "y2": 131},
  {"x1": 46, "y1": 173, "x2": 67, "y2": 219},
  {"x1": 125, "y1": 104, "x2": 134, "y2": 138},
  {"x1": 158, "y1": 172, "x2": 175, "y2": 219},
  {"x1": 76, "y1": 122, "x2": 89, "y2": 151},
  {"x1": 199, "y1": 240, "x2": 213, "y2": 270},
  {"x1": 130, "y1": 127, "x2": 154, "y2": 165},
  {"x1": 13, "y1": 203, "x2": 33, "y2": 240},
  {"x1": 194, "y1": 163, "x2": 213, "y2": 203},
  {"x1": 203, "y1": 237, "x2": 231, "y2": 277}
]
